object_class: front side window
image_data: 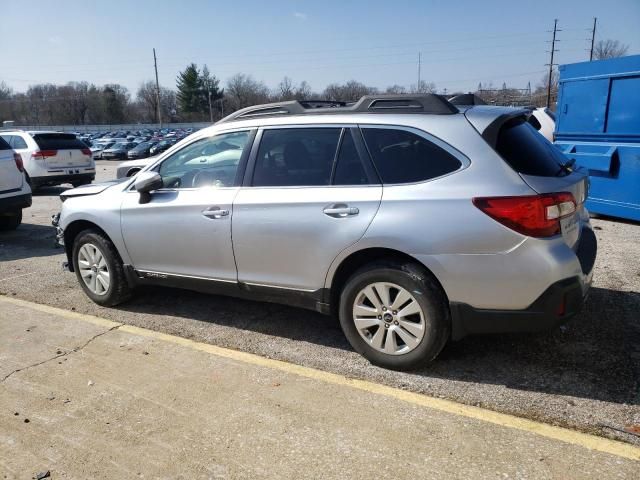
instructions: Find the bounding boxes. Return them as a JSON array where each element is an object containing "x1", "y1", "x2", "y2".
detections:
[
  {"x1": 158, "y1": 131, "x2": 250, "y2": 189},
  {"x1": 252, "y1": 128, "x2": 341, "y2": 187},
  {"x1": 362, "y1": 128, "x2": 462, "y2": 184}
]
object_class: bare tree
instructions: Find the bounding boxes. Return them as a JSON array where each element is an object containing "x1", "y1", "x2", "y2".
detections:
[
  {"x1": 226, "y1": 73, "x2": 270, "y2": 111},
  {"x1": 593, "y1": 39, "x2": 629, "y2": 60},
  {"x1": 410, "y1": 80, "x2": 436, "y2": 94},
  {"x1": 323, "y1": 81, "x2": 377, "y2": 102},
  {"x1": 278, "y1": 76, "x2": 295, "y2": 99},
  {"x1": 385, "y1": 85, "x2": 407, "y2": 94}
]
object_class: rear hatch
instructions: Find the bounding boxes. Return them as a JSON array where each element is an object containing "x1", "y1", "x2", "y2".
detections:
[
  {"x1": 0, "y1": 137, "x2": 23, "y2": 193},
  {"x1": 31, "y1": 133, "x2": 92, "y2": 168},
  {"x1": 468, "y1": 110, "x2": 588, "y2": 250}
]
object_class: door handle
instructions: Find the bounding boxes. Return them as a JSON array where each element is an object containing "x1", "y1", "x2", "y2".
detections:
[
  {"x1": 202, "y1": 207, "x2": 229, "y2": 219},
  {"x1": 323, "y1": 204, "x2": 359, "y2": 218}
]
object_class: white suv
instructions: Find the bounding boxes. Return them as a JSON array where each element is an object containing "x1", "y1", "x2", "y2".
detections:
[
  {"x1": 0, "y1": 136, "x2": 31, "y2": 230},
  {"x1": 0, "y1": 131, "x2": 95, "y2": 191}
]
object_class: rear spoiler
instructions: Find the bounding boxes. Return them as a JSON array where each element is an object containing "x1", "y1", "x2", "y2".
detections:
[{"x1": 464, "y1": 107, "x2": 532, "y2": 147}]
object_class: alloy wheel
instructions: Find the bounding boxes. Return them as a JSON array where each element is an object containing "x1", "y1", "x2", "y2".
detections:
[{"x1": 352, "y1": 282, "x2": 426, "y2": 355}]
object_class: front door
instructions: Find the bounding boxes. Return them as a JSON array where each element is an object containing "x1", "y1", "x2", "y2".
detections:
[{"x1": 120, "y1": 130, "x2": 253, "y2": 282}]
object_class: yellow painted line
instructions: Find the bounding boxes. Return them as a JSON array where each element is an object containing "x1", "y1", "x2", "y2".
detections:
[{"x1": 2, "y1": 295, "x2": 639, "y2": 461}]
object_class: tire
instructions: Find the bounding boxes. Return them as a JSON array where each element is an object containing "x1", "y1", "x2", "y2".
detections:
[
  {"x1": 339, "y1": 261, "x2": 450, "y2": 370},
  {"x1": 72, "y1": 229, "x2": 132, "y2": 306},
  {"x1": 0, "y1": 211, "x2": 22, "y2": 231}
]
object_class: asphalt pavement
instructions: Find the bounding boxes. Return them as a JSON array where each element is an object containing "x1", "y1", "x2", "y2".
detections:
[
  {"x1": 0, "y1": 160, "x2": 639, "y2": 449},
  {"x1": 1, "y1": 297, "x2": 637, "y2": 479}
]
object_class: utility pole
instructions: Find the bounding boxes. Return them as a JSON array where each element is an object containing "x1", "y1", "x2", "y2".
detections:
[
  {"x1": 589, "y1": 17, "x2": 597, "y2": 61},
  {"x1": 417, "y1": 52, "x2": 421, "y2": 91},
  {"x1": 208, "y1": 89, "x2": 213, "y2": 123},
  {"x1": 546, "y1": 19, "x2": 560, "y2": 109},
  {"x1": 153, "y1": 48, "x2": 162, "y2": 128}
]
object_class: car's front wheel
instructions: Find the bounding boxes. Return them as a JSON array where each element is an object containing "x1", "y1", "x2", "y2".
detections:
[
  {"x1": 72, "y1": 229, "x2": 132, "y2": 306},
  {"x1": 339, "y1": 261, "x2": 450, "y2": 370}
]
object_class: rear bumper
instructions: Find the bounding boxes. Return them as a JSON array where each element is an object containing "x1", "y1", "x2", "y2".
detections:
[
  {"x1": 449, "y1": 276, "x2": 586, "y2": 340},
  {"x1": 0, "y1": 193, "x2": 32, "y2": 214},
  {"x1": 32, "y1": 173, "x2": 95, "y2": 187}
]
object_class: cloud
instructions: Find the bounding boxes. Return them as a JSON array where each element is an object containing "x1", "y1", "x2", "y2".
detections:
[
  {"x1": 293, "y1": 12, "x2": 308, "y2": 20},
  {"x1": 48, "y1": 36, "x2": 63, "y2": 45}
]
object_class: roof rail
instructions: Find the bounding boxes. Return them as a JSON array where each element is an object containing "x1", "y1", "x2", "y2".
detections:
[
  {"x1": 448, "y1": 93, "x2": 487, "y2": 106},
  {"x1": 218, "y1": 94, "x2": 458, "y2": 123}
]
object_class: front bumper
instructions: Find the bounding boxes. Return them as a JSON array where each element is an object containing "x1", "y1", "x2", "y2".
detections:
[
  {"x1": 0, "y1": 193, "x2": 32, "y2": 214},
  {"x1": 51, "y1": 212, "x2": 64, "y2": 246}
]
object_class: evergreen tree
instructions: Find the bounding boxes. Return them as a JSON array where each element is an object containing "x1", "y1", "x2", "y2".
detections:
[{"x1": 176, "y1": 63, "x2": 201, "y2": 114}]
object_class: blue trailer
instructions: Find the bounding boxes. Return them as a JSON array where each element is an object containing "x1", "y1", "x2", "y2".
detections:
[{"x1": 555, "y1": 55, "x2": 640, "y2": 221}]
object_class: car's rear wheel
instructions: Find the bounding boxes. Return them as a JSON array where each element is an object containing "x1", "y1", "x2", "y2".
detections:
[
  {"x1": 0, "y1": 211, "x2": 22, "y2": 231},
  {"x1": 72, "y1": 229, "x2": 132, "y2": 306},
  {"x1": 339, "y1": 261, "x2": 450, "y2": 370}
]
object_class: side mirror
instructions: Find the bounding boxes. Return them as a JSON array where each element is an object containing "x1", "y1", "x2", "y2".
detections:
[{"x1": 134, "y1": 171, "x2": 162, "y2": 204}]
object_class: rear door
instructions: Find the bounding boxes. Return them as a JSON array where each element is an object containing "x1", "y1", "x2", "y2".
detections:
[
  {"x1": 31, "y1": 133, "x2": 92, "y2": 169},
  {"x1": 232, "y1": 126, "x2": 382, "y2": 291},
  {"x1": 494, "y1": 117, "x2": 588, "y2": 249},
  {"x1": 0, "y1": 137, "x2": 22, "y2": 193}
]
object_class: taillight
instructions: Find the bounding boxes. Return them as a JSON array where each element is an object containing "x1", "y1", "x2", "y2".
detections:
[
  {"x1": 32, "y1": 150, "x2": 57, "y2": 160},
  {"x1": 473, "y1": 193, "x2": 576, "y2": 238},
  {"x1": 81, "y1": 148, "x2": 91, "y2": 156},
  {"x1": 14, "y1": 153, "x2": 24, "y2": 172}
]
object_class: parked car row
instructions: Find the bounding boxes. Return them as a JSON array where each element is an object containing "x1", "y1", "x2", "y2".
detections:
[{"x1": 79, "y1": 128, "x2": 197, "y2": 160}]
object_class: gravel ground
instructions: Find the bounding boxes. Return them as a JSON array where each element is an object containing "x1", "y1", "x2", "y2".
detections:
[{"x1": 1, "y1": 160, "x2": 639, "y2": 445}]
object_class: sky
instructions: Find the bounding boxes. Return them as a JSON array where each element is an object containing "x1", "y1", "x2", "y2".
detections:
[{"x1": 1, "y1": 0, "x2": 639, "y2": 96}]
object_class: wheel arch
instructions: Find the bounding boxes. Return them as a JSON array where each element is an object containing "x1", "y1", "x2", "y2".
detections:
[
  {"x1": 328, "y1": 247, "x2": 449, "y2": 316},
  {"x1": 63, "y1": 220, "x2": 116, "y2": 272}
]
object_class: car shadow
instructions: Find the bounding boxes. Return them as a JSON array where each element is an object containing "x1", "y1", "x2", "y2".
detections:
[
  {"x1": 0, "y1": 223, "x2": 62, "y2": 261},
  {"x1": 117, "y1": 285, "x2": 639, "y2": 406}
]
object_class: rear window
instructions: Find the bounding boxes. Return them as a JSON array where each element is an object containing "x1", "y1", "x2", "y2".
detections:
[
  {"x1": 0, "y1": 136, "x2": 11, "y2": 150},
  {"x1": 32, "y1": 133, "x2": 87, "y2": 150},
  {"x1": 495, "y1": 119, "x2": 567, "y2": 177}
]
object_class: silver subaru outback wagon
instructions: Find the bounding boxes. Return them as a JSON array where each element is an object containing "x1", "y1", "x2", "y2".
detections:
[{"x1": 53, "y1": 95, "x2": 596, "y2": 370}]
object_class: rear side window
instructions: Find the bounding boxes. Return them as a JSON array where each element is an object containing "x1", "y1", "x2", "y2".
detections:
[
  {"x1": 32, "y1": 133, "x2": 87, "y2": 150},
  {"x1": 252, "y1": 128, "x2": 341, "y2": 187},
  {"x1": 362, "y1": 128, "x2": 462, "y2": 184},
  {"x1": 496, "y1": 118, "x2": 566, "y2": 177},
  {"x1": 333, "y1": 130, "x2": 370, "y2": 185}
]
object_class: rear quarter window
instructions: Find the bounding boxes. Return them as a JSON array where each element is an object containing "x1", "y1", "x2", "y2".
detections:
[
  {"x1": 496, "y1": 118, "x2": 566, "y2": 177},
  {"x1": 362, "y1": 128, "x2": 462, "y2": 184},
  {"x1": 32, "y1": 133, "x2": 87, "y2": 150}
]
